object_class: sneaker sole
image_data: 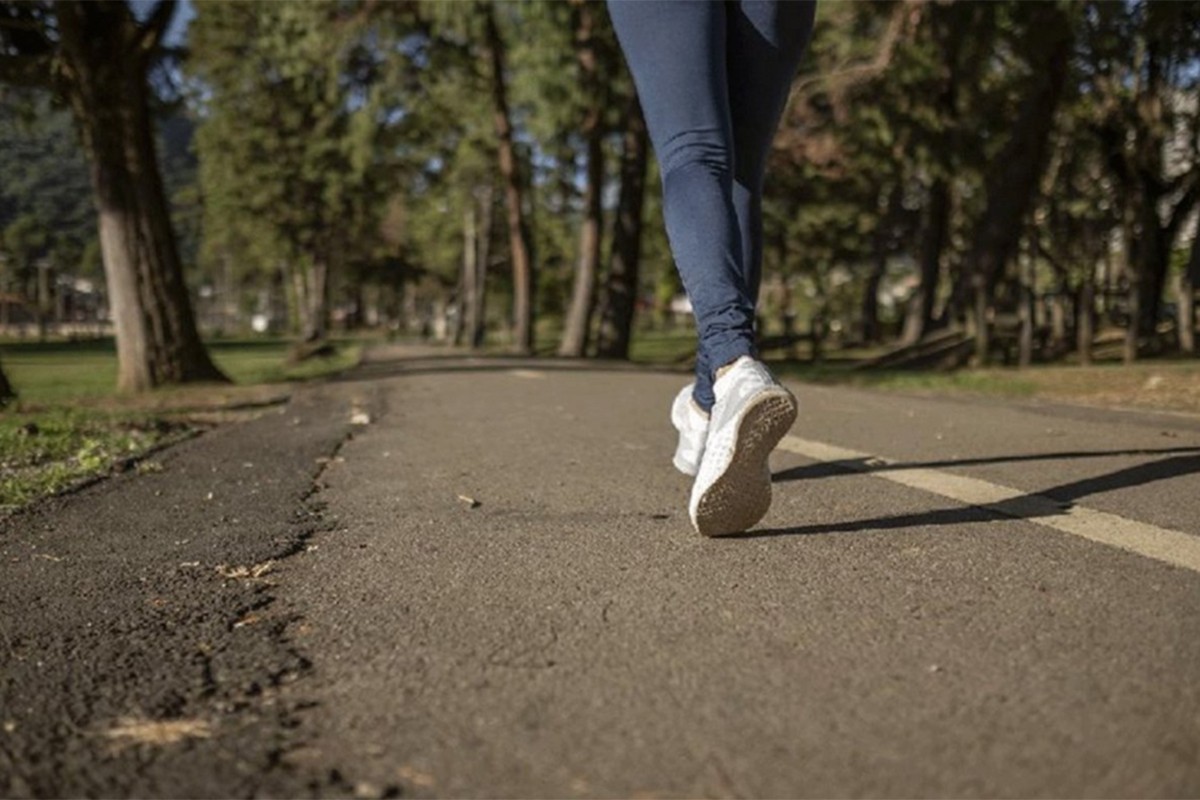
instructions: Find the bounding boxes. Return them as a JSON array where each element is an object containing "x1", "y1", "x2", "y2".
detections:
[{"x1": 693, "y1": 389, "x2": 797, "y2": 537}]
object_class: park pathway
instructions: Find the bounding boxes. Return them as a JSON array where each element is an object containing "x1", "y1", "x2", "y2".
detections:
[{"x1": 3, "y1": 344, "x2": 1200, "y2": 797}]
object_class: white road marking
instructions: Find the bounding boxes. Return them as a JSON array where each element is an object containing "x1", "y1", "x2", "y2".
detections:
[{"x1": 778, "y1": 435, "x2": 1200, "y2": 574}]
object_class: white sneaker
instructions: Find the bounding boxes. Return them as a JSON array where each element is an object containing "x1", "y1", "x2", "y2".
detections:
[
  {"x1": 670, "y1": 382, "x2": 709, "y2": 476},
  {"x1": 688, "y1": 357, "x2": 797, "y2": 536}
]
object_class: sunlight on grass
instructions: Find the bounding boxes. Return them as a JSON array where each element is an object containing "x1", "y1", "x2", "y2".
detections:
[
  {"x1": 0, "y1": 336, "x2": 362, "y2": 515},
  {"x1": 0, "y1": 408, "x2": 190, "y2": 512},
  {"x1": 629, "y1": 329, "x2": 696, "y2": 365},
  {"x1": 0, "y1": 337, "x2": 361, "y2": 406}
]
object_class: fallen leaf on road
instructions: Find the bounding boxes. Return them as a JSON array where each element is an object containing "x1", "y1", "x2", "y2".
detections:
[
  {"x1": 395, "y1": 765, "x2": 435, "y2": 788},
  {"x1": 354, "y1": 781, "x2": 384, "y2": 799},
  {"x1": 103, "y1": 717, "x2": 212, "y2": 747},
  {"x1": 215, "y1": 560, "x2": 276, "y2": 580}
]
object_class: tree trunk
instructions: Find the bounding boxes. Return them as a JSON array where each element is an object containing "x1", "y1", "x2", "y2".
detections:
[
  {"x1": 1125, "y1": 273, "x2": 1140, "y2": 364},
  {"x1": 971, "y1": 275, "x2": 989, "y2": 365},
  {"x1": 596, "y1": 96, "x2": 649, "y2": 360},
  {"x1": 862, "y1": 183, "x2": 902, "y2": 344},
  {"x1": 468, "y1": 184, "x2": 494, "y2": 349},
  {"x1": 559, "y1": 0, "x2": 605, "y2": 358},
  {"x1": 861, "y1": 259, "x2": 884, "y2": 345},
  {"x1": 1018, "y1": 241, "x2": 1034, "y2": 368},
  {"x1": 1135, "y1": 211, "x2": 1169, "y2": 338},
  {"x1": 1179, "y1": 229, "x2": 1200, "y2": 355},
  {"x1": 902, "y1": 178, "x2": 950, "y2": 344},
  {"x1": 482, "y1": 2, "x2": 535, "y2": 355},
  {"x1": 457, "y1": 201, "x2": 478, "y2": 348},
  {"x1": 301, "y1": 258, "x2": 329, "y2": 342},
  {"x1": 36, "y1": 261, "x2": 52, "y2": 342},
  {"x1": 57, "y1": 2, "x2": 226, "y2": 392},
  {"x1": 559, "y1": 130, "x2": 604, "y2": 357},
  {"x1": 964, "y1": 3, "x2": 1073, "y2": 365},
  {"x1": 1078, "y1": 278, "x2": 1094, "y2": 365},
  {"x1": 0, "y1": 358, "x2": 14, "y2": 405},
  {"x1": 287, "y1": 260, "x2": 311, "y2": 337},
  {"x1": 1049, "y1": 292, "x2": 1067, "y2": 354}
]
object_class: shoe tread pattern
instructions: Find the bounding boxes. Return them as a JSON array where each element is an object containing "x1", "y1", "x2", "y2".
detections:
[{"x1": 693, "y1": 388, "x2": 796, "y2": 536}]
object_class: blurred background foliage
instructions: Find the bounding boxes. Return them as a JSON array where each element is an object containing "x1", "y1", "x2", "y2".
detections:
[{"x1": 0, "y1": 0, "x2": 1199, "y2": 402}]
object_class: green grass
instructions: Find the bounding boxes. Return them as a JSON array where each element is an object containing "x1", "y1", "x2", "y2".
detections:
[
  {"x1": 0, "y1": 338, "x2": 118, "y2": 404},
  {"x1": 628, "y1": 329, "x2": 697, "y2": 365},
  {"x1": 0, "y1": 407, "x2": 190, "y2": 512},
  {"x1": 209, "y1": 338, "x2": 362, "y2": 386},
  {"x1": 0, "y1": 336, "x2": 361, "y2": 405},
  {"x1": 0, "y1": 336, "x2": 362, "y2": 514},
  {"x1": 769, "y1": 361, "x2": 1039, "y2": 397}
]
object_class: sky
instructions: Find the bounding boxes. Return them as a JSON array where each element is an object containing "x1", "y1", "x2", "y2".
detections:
[{"x1": 127, "y1": 0, "x2": 196, "y2": 47}]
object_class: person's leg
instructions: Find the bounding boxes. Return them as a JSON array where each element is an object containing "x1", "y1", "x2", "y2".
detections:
[
  {"x1": 681, "y1": 2, "x2": 815, "y2": 535},
  {"x1": 607, "y1": 0, "x2": 754, "y2": 413},
  {"x1": 727, "y1": 0, "x2": 817, "y2": 303}
]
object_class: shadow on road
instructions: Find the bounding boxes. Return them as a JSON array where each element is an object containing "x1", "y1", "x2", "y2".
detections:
[
  {"x1": 748, "y1": 452, "x2": 1200, "y2": 539},
  {"x1": 771, "y1": 446, "x2": 1200, "y2": 484}
]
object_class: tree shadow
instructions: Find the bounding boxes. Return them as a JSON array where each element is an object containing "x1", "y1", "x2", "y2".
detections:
[
  {"x1": 771, "y1": 446, "x2": 1200, "y2": 483},
  {"x1": 742, "y1": 453, "x2": 1200, "y2": 539}
]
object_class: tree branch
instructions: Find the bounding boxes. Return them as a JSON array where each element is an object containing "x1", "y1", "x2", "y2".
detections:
[
  {"x1": 0, "y1": 15, "x2": 44, "y2": 33},
  {"x1": 136, "y1": 0, "x2": 177, "y2": 54},
  {"x1": 792, "y1": 1, "x2": 922, "y2": 98},
  {"x1": 0, "y1": 52, "x2": 52, "y2": 89}
]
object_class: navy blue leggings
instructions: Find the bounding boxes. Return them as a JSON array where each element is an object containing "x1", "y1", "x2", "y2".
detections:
[{"x1": 607, "y1": 0, "x2": 815, "y2": 412}]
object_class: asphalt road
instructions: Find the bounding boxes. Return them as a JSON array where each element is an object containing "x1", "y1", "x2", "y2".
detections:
[{"x1": 3, "y1": 345, "x2": 1199, "y2": 798}]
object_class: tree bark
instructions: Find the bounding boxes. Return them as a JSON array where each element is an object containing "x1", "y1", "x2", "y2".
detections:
[
  {"x1": 286, "y1": 260, "x2": 310, "y2": 337},
  {"x1": 481, "y1": 2, "x2": 535, "y2": 355},
  {"x1": 457, "y1": 201, "x2": 478, "y2": 348},
  {"x1": 559, "y1": 0, "x2": 605, "y2": 358},
  {"x1": 902, "y1": 178, "x2": 950, "y2": 344},
  {"x1": 1078, "y1": 278, "x2": 1095, "y2": 365},
  {"x1": 964, "y1": 3, "x2": 1073, "y2": 365},
  {"x1": 56, "y1": 2, "x2": 227, "y2": 392},
  {"x1": 468, "y1": 184, "x2": 494, "y2": 349},
  {"x1": 302, "y1": 258, "x2": 329, "y2": 342},
  {"x1": 36, "y1": 261, "x2": 52, "y2": 341},
  {"x1": 1018, "y1": 239, "x2": 1035, "y2": 368},
  {"x1": 0, "y1": 358, "x2": 14, "y2": 405},
  {"x1": 558, "y1": 130, "x2": 603, "y2": 357},
  {"x1": 1125, "y1": 272, "x2": 1140, "y2": 365},
  {"x1": 596, "y1": 96, "x2": 649, "y2": 360},
  {"x1": 862, "y1": 183, "x2": 902, "y2": 344},
  {"x1": 1179, "y1": 228, "x2": 1200, "y2": 355},
  {"x1": 1095, "y1": 17, "x2": 1200, "y2": 340}
]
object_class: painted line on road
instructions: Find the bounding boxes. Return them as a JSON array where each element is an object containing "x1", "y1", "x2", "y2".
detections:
[{"x1": 778, "y1": 435, "x2": 1200, "y2": 574}]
